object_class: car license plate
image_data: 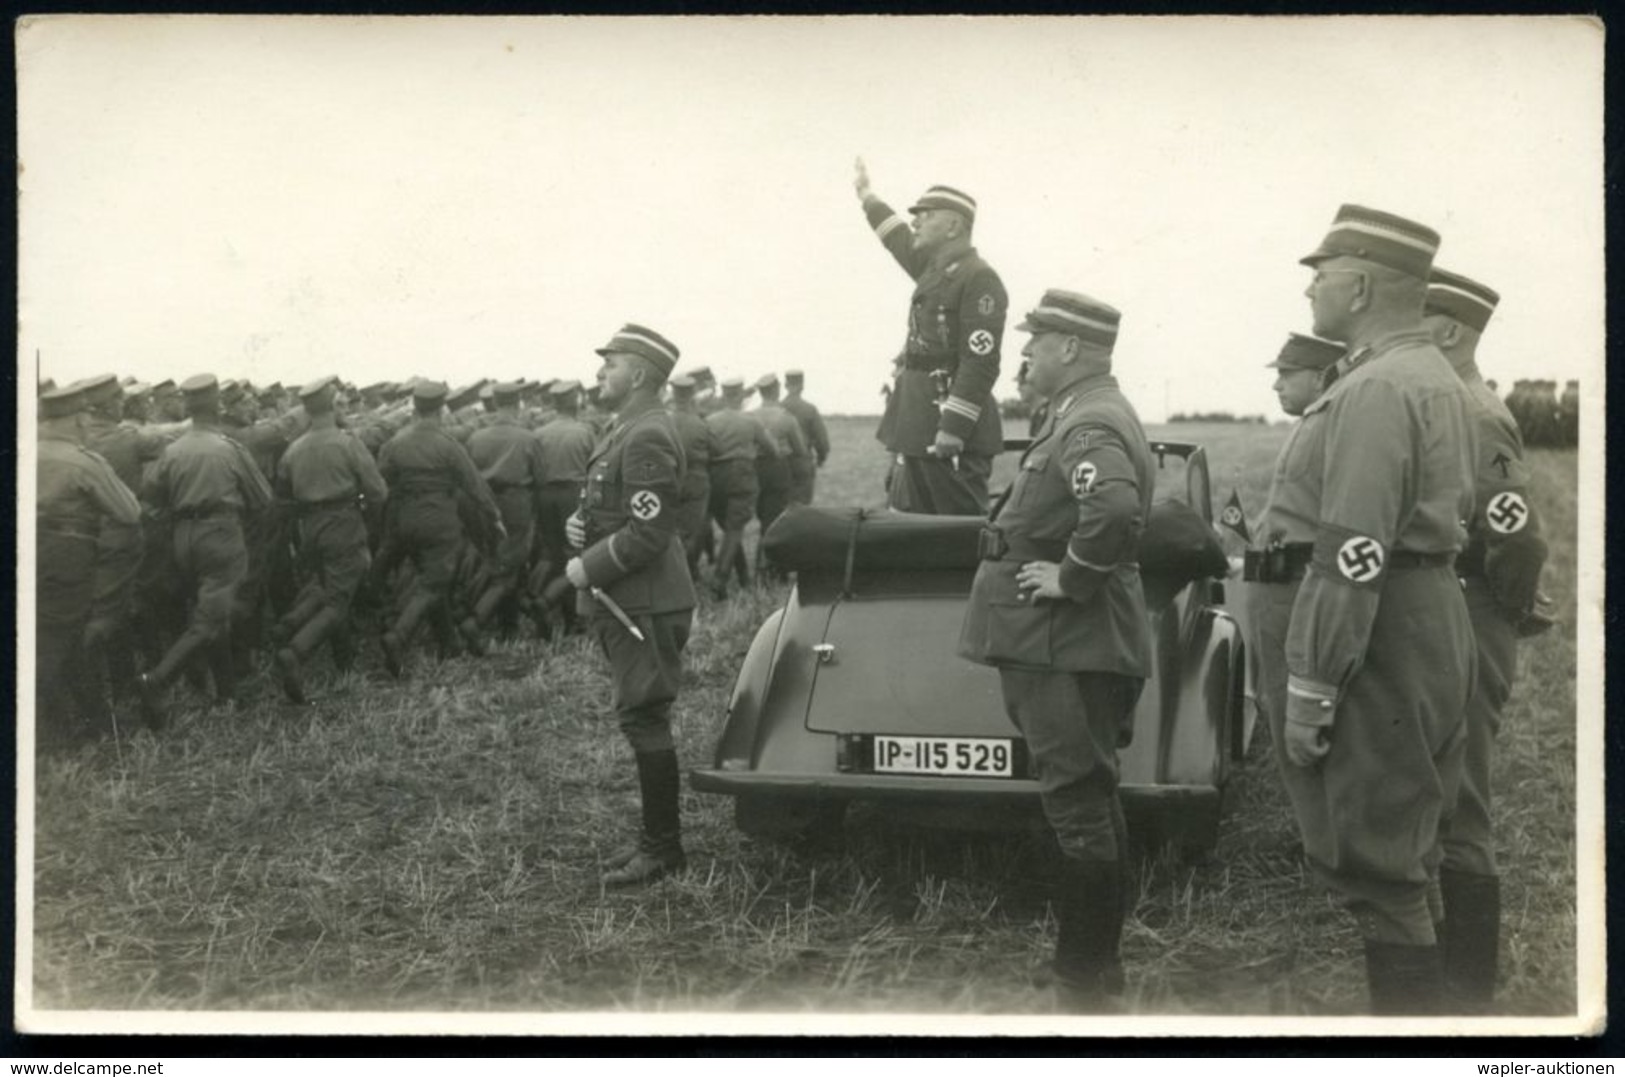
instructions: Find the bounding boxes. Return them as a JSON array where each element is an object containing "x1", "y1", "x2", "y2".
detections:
[{"x1": 872, "y1": 736, "x2": 1014, "y2": 778}]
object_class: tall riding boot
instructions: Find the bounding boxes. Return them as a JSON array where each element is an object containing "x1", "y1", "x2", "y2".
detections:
[
  {"x1": 329, "y1": 619, "x2": 359, "y2": 674},
  {"x1": 1052, "y1": 856, "x2": 1127, "y2": 1011},
  {"x1": 383, "y1": 591, "x2": 437, "y2": 677},
  {"x1": 276, "y1": 606, "x2": 341, "y2": 704},
  {"x1": 1440, "y1": 868, "x2": 1501, "y2": 1011},
  {"x1": 711, "y1": 530, "x2": 743, "y2": 597},
  {"x1": 1364, "y1": 940, "x2": 1445, "y2": 1015},
  {"x1": 208, "y1": 638, "x2": 238, "y2": 707},
  {"x1": 430, "y1": 601, "x2": 463, "y2": 660},
  {"x1": 274, "y1": 589, "x2": 327, "y2": 646},
  {"x1": 604, "y1": 748, "x2": 686, "y2": 886},
  {"x1": 139, "y1": 628, "x2": 212, "y2": 730}
]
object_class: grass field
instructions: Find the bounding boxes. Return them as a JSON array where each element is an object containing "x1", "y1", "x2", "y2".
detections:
[{"x1": 27, "y1": 416, "x2": 1582, "y2": 1021}]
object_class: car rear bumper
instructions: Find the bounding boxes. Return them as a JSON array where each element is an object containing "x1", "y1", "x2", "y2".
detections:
[{"x1": 689, "y1": 767, "x2": 1220, "y2": 809}]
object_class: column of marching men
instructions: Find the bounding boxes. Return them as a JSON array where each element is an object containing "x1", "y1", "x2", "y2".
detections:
[
  {"x1": 35, "y1": 164, "x2": 1564, "y2": 1014},
  {"x1": 33, "y1": 364, "x2": 833, "y2": 742}
]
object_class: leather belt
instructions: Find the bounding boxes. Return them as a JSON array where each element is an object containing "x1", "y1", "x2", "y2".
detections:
[
  {"x1": 293, "y1": 496, "x2": 359, "y2": 514},
  {"x1": 1388, "y1": 549, "x2": 1455, "y2": 570},
  {"x1": 171, "y1": 504, "x2": 238, "y2": 521},
  {"x1": 1244, "y1": 542, "x2": 1454, "y2": 582},
  {"x1": 978, "y1": 526, "x2": 1066, "y2": 563}
]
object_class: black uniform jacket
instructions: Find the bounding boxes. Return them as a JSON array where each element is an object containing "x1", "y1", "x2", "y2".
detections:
[{"x1": 578, "y1": 398, "x2": 698, "y2": 617}]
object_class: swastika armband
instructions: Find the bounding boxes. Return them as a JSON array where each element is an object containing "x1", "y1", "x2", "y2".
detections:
[
  {"x1": 629, "y1": 489, "x2": 663, "y2": 521},
  {"x1": 1314, "y1": 528, "x2": 1387, "y2": 588},
  {"x1": 1485, "y1": 490, "x2": 1530, "y2": 534},
  {"x1": 1070, "y1": 460, "x2": 1098, "y2": 498}
]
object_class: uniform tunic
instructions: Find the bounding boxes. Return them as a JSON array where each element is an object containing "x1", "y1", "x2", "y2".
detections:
[
  {"x1": 753, "y1": 402, "x2": 808, "y2": 530},
  {"x1": 377, "y1": 418, "x2": 499, "y2": 599},
  {"x1": 705, "y1": 407, "x2": 775, "y2": 531},
  {"x1": 144, "y1": 427, "x2": 273, "y2": 642},
  {"x1": 279, "y1": 422, "x2": 388, "y2": 615},
  {"x1": 958, "y1": 372, "x2": 1154, "y2": 862},
  {"x1": 782, "y1": 392, "x2": 830, "y2": 505},
  {"x1": 1443, "y1": 361, "x2": 1545, "y2": 878},
  {"x1": 80, "y1": 415, "x2": 166, "y2": 635},
  {"x1": 669, "y1": 404, "x2": 715, "y2": 551},
  {"x1": 534, "y1": 415, "x2": 597, "y2": 577},
  {"x1": 37, "y1": 431, "x2": 143, "y2": 743},
  {"x1": 576, "y1": 399, "x2": 698, "y2": 753},
  {"x1": 1279, "y1": 329, "x2": 1477, "y2": 944},
  {"x1": 468, "y1": 414, "x2": 548, "y2": 579},
  {"x1": 862, "y1": 196, "x2": 1007, "y2": 514}
]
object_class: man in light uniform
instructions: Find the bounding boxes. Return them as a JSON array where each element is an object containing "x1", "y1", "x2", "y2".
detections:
[
  {"x1": 36, "y1": 383, "x2": 144, "y2": 750},
  {"x1": 1238, "y1": 331, "x2": 1344, "y2": 874},
  {"x1": 464, "y1": 381, "x2": 548, "y2": 648},
  {"x1": 137, "y1": 375, "x2": 274, "y2": 724},
  {"x1": 751, "y1": 372, "x2": 810, "y2": 533},
  {"x1": 272, "y1": 376, "x2": 389, "y2": 703},
  {"x1": 666, "y1": 375, "x2": 715, "y2": 574},
  {"x1": 958, "y1": 290, "x2": 1154, "y2": 1010},
  {"x1": 1422, "y1": 267, "x2": 1550, "y2": 1009},
  {"x1": 375, "y1": 381, "x2": 503, "y2": 677},
  {"x1": 532, "y1": 379, "x2": 597, "y2": 635},
  {"x1": 780, "y1": 369, "x2": 830, "y2": 505},
  {"x1": 854, "y1": 159, "x2": 1006, "y2": 514},
  {"x1": 1285, "y1": 204, "x2": 1478, "y2": 1013},
  {"x1": 564, "y1": 324, "x2": 698, "y2": 886},
  {"x1": 704, "y1": 378, "x2": 777, "y2": 598}
]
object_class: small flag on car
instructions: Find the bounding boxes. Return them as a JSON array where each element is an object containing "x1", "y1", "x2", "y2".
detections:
[{"x1": 1218, "y1": 490, "x2": 1251, "y2": 543}]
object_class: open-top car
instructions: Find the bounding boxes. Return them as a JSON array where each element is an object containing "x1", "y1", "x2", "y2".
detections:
[{"x1": 690, "y1": 440, "x2": 1253, "y2": 856}]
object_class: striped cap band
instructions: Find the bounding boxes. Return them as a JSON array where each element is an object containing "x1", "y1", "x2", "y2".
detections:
[
  {"x1": 1016, "y1": 289, "x2": 1121, "y2": 347},
  {"x1": 596, "y1": 322, "x2": 681, "y2": 374},
  {"x1": 1300, "y1": 204, "x2": 1441, "y2": 280},
  {"x1": 908, "y1": 185, "x2": 977, "y2": 221},
  {"x1": 1425, "y1": 267, "x2": 1499, "y2": 332}
]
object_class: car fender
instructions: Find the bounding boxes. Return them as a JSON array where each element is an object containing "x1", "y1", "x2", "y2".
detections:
[{"x1": 711, "y1": 601, "x2": 789, "y2": 770}]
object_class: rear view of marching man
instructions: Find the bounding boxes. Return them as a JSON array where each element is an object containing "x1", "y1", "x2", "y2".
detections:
[
  {"x1": 1422, "y1": 267, "x2": 1550, "y2": 1011},
  {"x1": 958, "y1": 290, "x2": 1155, "y2": 1012},
  {"x1": 1288, "y1": 205, "x2": 1478, "y2": 1014},
  {"x1": 272, "y1": 376, "x2": 389, "y2": 704},
  {"x1": 564, "y1": 324, "x2": 698, "y2": 887}
]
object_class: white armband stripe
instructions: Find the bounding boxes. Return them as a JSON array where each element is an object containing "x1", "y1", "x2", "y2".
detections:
[{"x1": 875, "y1": 215, "x2": 907, "y2": 241}]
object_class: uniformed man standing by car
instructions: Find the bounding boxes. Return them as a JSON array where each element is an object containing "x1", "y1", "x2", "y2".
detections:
[
  {"x1": 854, "y1": 158, "x2": 1006, "y2": 515},
  {"x1": 36, "y1": 383, "x2": 143, "y2": 750},
  {"x1": 271, "y1": 376, "x2": 389, "y2": 704},
  {"x1": 1421, "y1": 267, "x2": 1550, "y2": 1010},
  {"x1": 375, "y1": 381, "x2": 504, "y2": 677},
  {"x1": 1239, "y1": 331, "x2": 1345, "y2": 883},
  {"x1": 136, "y1": 375, "x2": 274, "y2": 726},
  {"x1": 957, "y1": 289, "x2": 1154, "y2": 1011},
  {"x1": 1285, "y1": 205, "x2": 1478, "y2": 1014},
  {"x1": 563, "y1": 324, "x2": 698, "y2": 886},
  {"x1": 781, "y1": 369, "x2": 830, "y2": 505}
]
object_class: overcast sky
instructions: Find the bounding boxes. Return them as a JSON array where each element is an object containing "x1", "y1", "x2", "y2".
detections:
[{"x1": 17, "y1": 15, "x2": 1604, "y2": 421}]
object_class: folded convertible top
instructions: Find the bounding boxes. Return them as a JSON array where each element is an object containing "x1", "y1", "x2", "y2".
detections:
[{"x1": 762, "y1": 500, "x2": 1228, "y2": 589}]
